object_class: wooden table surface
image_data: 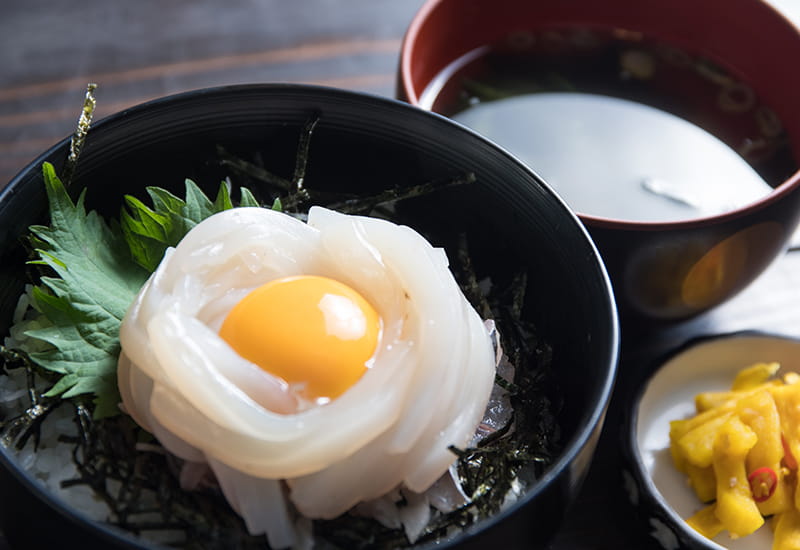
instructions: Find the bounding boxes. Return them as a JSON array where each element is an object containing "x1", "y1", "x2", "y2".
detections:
[{"x1": 4, "y1": 1, "x2": 800, "y2": 549}]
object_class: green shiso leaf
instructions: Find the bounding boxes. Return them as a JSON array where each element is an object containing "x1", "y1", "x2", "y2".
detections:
[
  {"x1": 25, "y1": 163, "x2": 150, "y2": 417},
  {"x1": 16, "y1": 165, "x2": 259, "y2": 419},
  {"x1": 121, "y1": 179, "x2": 254, "y2": 272},
  {"x1": 239, "y1": 186, "x2": 261, "y2": 208}
]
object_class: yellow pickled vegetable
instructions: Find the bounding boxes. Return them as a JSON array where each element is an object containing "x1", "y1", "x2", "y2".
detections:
[
  {"x1": 737, "y1": 390, "x2": 791, "y2": 516},
  {"x1": 686, "y1": 503, "x2": 723, "y2": 540},
  {"x1": 677, "y1": 412, "x2": 734, "y2": 469},
  {"x1": 670, "y1": 404, "x2": 736, "y2": 471},
  {"x1": 770, "y1": 384, "x2": 800, "y2": 469},
  {"x1": 695, "y1": 381, "x2": 780, "y2": 412},
  {"x1": 668, "y1": 361, "x2": 800, "y2": 546},
  {"x1": 686, "y1": 463, "x2": 716, "y2": 503},
  {"x1": 774, "y1": 507, "x2": 800, "y2": 550},
  {"x1": 769, "y1": 384, "x2": 800, "y2": 510},
  {"x1": 712, "y1": 415, "x2": 764, "y2": 537},
  {"x1": 732, "y1": 362, "x2": 780, "y2": 391},
  {"x1": 785, "y1": 372, "x2": 800, "y2": 386}
]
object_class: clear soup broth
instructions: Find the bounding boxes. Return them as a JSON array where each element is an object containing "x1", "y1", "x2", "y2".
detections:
[{"x1": 419, "y1": 26, "x2": 798, "y2": 222}]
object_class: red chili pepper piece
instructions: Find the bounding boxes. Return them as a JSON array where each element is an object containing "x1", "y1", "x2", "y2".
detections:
[{"x1": 748, "y1": 466, "x2": 778, "y2": 503}]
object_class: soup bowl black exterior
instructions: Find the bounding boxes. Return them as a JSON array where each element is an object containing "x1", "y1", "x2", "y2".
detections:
[{"x1": 0, "y1": 84, "x2": 619, "y2": 549}]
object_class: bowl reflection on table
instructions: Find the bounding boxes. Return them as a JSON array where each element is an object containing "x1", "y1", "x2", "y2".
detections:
[
  {"x1": 398, "y1": 0, "x2": 800, "y2": 324},
  {"x1": 624, "y1": 332, "x2": 800, "y2": 549},
  {"x1": 0, "y1": 84, "x2": 619, "y2": 549}
]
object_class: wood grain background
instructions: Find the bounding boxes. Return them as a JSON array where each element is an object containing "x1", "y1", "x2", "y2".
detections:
[{"x1": 0, "y1": 0, "x2": 425, "y2": 187}]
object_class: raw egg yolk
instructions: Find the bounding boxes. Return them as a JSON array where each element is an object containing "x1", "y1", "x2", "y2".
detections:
[{"x1": 219, "y1": 275, "x2": 381, "y2": 402}]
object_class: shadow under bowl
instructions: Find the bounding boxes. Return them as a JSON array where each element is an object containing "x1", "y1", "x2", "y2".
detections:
[
  {"x1": 623, "y1": 331, "x2": 800, "y2": 549},
  {"x1": 398, "y1": 0, "x2": 800, "y2": 324},
  {"x1": 0, "y1": 84, "x2": 619, "y2": 549}
]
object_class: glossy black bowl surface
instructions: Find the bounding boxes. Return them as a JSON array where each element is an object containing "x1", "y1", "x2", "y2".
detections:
[{"x1": 0, "y1": 84, "x2": 619, "y2": 549}]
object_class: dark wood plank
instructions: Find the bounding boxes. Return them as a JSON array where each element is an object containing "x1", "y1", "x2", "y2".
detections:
[{"x1": 0, "y1": 0, "x2": 425, "y2": 185}]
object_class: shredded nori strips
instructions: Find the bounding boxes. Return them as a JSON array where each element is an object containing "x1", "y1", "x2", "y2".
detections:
[
  {"x1": 0, "y1": 346, "x2": 62, "y2": 451},
  {"x1": 62, "y1": 83, "x2": 97, "y2": 188}
]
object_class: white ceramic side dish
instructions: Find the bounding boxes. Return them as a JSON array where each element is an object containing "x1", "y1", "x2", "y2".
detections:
[{"x1": 624, "y1": 332, "x2": 800, "y2": 549}]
